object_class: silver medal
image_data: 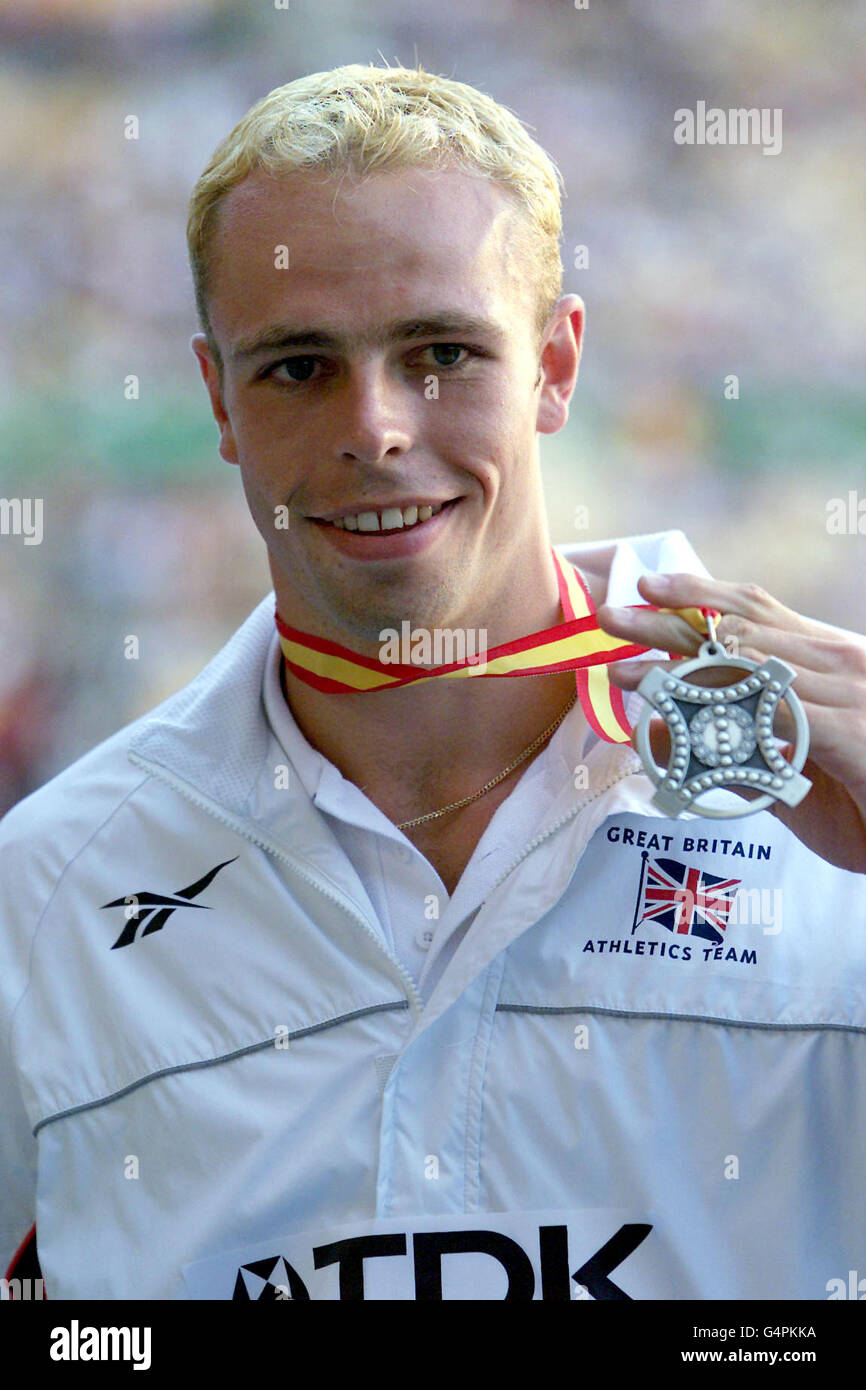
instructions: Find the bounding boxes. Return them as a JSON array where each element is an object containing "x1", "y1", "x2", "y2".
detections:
[{"x1": 634, "y1": 615, "x2": 811, "y2": 819}]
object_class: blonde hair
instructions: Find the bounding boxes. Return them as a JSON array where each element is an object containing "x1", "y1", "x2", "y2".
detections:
[{"x1": 187, "y1": 63, "x2": 565, "y2": 362}]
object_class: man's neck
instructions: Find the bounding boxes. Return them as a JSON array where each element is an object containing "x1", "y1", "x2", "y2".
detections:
[
  {"x1": 283, "y1": 653, "x2": 580, "y2": 891},
  {"x1": 276, "y1": 545, "x2": 600, "y2": 876}
]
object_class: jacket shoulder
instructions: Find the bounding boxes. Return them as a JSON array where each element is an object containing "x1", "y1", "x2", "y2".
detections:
[
  {"x1": 0, "y1": 716, "x2": 155, "y2": 919},
  {"x1": 2, "y1": 722, "x2": 151, "y2": 841},
  {"x1": 0, "y1": 593, "x2": 277, "y2": 868}
]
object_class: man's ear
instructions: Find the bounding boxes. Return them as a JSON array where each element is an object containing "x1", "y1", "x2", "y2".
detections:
[
  {"x1": 191, "y1": 333, "x2": 239, "y2": 465},
  {"x1": 534, "y1": 295, "x2": 585, "y2": 436}
]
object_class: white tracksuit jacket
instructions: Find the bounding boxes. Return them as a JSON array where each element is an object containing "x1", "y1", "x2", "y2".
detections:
[{"x1": 1, "y1": 532, "x2": 865, "y2": 1301}]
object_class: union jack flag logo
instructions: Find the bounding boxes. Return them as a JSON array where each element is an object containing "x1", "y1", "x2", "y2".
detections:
[{"x1": 631, "y1": 853, "x2": 741, "y2": 946}]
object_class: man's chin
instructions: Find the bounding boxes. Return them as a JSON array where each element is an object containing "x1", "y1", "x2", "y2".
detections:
[
  {"x1": 272, "y1": 528, "x2": 478, "y2": 647},
  {"x1": 327, "y1": 609, "x2": 461, "y2": 653}
]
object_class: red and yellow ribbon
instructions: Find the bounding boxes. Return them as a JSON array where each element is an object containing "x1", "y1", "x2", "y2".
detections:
[{"x1": 275, "y1": 549, "x2": 718, "y2": 744}]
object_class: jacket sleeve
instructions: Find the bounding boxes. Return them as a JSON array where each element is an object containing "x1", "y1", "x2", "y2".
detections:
[
  {"x1": 0, "y1": 1033, "x2": 37, "y2": 1278},
  {"x1": 0, "y1": 805, "x2": 43, "y2": 1277}
]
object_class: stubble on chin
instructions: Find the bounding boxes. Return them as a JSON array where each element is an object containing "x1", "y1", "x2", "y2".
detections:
[{"x1": 318, "y1": 570, "x2": 468, "y2": 648}]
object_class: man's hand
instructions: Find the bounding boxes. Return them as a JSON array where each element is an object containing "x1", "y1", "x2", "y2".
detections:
[{"x1": 598, "y1": 572, "x2": 866, "y2": 874}]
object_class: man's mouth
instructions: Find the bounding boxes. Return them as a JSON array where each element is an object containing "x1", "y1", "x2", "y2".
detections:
[{"x1": 311, "y1": 500, "x2": 455, "y2": 533}]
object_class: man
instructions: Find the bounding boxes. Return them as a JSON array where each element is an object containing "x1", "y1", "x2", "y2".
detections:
[{"x1": 1, "y1": 64, "x2": 864, "y2": 1301}]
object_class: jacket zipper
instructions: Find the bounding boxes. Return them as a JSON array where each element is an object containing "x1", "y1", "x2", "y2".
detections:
[
  {"x1": 483, "y1": 758, "x2": 645, "y2": 902},
  {"x1": 127, "y1": 751, "x2": 425, "y2": 1017}
]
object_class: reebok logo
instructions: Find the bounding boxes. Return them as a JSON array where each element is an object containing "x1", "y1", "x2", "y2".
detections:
[{"x1": 102, "y1": 857, "x2": 238, "y2": 949}]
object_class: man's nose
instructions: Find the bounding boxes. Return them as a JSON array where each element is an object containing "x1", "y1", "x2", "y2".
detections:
[{"x1": 332, "y1": 361, "x2": 414, "y2": 465}]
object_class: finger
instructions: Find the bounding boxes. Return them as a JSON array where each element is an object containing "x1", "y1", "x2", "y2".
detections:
[
  {"x1": 597, "y1": 602, "x2": 702, "y2": 660},
  {"x1": 635, "y1": 572, "x2": 813, "y2": 636},
  {"x1": 718, "y1": 619, "x2": 866, "y2": 688}
]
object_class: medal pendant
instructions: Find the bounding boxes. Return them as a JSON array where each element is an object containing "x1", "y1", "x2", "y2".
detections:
[{"x1": 634, "y1": 619, "x2": 811, "y2": 820}]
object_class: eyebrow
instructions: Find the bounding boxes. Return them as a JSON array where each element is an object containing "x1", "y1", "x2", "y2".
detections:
[{"x1": 230, "y1": 313, "x2": 506, "y2": 362}]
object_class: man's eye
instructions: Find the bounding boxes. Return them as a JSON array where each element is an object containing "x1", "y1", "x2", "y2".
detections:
[
  {"x1": 270, "y1": 356, "x2": 320, "y2": 383},
  {"x1": 427, "y1": 344, "x2": 470, "y2": 368}
]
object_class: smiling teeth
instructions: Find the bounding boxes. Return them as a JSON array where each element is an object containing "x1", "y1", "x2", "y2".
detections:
[{"x1": 331, "y1": 502, "x2": 443, "y2": 531}]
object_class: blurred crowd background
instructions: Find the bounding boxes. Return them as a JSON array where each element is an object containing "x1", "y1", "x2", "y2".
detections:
[{"x1": 0, "y1": 0, "x2": 863, "y2": 812}]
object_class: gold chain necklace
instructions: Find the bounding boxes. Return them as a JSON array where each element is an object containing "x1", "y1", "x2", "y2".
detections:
[{"x1": 396, "y1": 690, "x2": 578, "y2": 831}]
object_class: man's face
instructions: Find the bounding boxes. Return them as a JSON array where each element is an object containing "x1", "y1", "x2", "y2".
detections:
[{"x1": 193, "y1": 165, "x2": 582, "y2": 645}]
